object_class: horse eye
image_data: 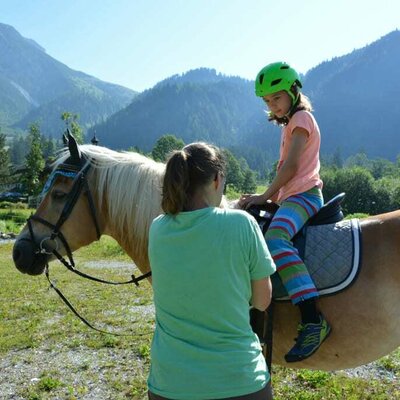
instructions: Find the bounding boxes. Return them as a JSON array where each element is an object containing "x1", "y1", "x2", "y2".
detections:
[{"x1": 51, "y1": 190, "x2": 67, "y2": 201}]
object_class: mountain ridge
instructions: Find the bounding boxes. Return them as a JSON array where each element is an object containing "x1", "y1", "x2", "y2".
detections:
[
  {"x1": 0, "y1": 22, "x2": 137, "y2": 134},
  {"x1": 89, "y1": 29, "x2": 400, "y2": 163},
  {"x1": 2, "y1": 23, "x2": 400, "y2": 166}
]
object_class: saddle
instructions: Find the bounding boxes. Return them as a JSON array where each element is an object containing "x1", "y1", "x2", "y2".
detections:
[{"x1": 247, "y1": 192, "x2": 346, "y2": 236}]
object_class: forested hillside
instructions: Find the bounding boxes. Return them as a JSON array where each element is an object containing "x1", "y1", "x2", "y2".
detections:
[
  {"x1": 94, "y1": 68, "x2": 262, "y2": 150},
  {"x1": 90, "y1": 31, "x2": 400, "y2": 171},
  {"x1": 0, "y1": 23, "x2": 136, "y2": 136},
  {"x1": 2, "y1": 22, "x2": 400, "y2": 177},
  {"x1": 305, "y1": 30, "x2": 400, "y2": 159}
]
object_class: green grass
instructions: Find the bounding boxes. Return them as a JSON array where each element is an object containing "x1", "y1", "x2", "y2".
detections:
[
  {"x1": 346, "y1": 212, "x2": 370, "y2": 220},
  {"x1": 225, "y1": 184, "x2": 265, "y2": 201},
  {"x1": 1, "y1": 236, "x2": 154, "y2": 398},
  {"x1": 225, "y1": 184, "x2": 241, "y2": 200},
  {"x1": 2, "y1": 232, "x2": 400, "y2": 398},
  {"x1": 1, "y1": 242, "x2": 153, "y2": 352},
  {"x1": 271, "y1": 366, "x2": 400, "y2": 399},
  {"x1": 0, "y1": 206, "x2": 33, "y2": 233}
]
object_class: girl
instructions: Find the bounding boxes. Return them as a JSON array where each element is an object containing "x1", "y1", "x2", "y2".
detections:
[
  {"x1": 148, "y1": 142, "x2": 275, "y2": 400},
  {"x1": 239, "y1": 62, "x2": 331, "y2": 363}
]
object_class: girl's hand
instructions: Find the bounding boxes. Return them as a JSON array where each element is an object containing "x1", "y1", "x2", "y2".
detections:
[{"x1": 238, "y1": 193, "x2": 267, "y2": 209}]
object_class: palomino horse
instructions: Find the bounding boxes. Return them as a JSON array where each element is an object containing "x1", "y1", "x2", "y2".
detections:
[{"x1": 12, "y1": 135, "x2": 400, "y2": 371}]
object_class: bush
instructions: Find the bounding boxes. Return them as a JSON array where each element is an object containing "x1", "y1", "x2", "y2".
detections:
[
  {"x1": 0, "y1": 208, "x2": 32, "y2": 233},
  {"x1": 0, "y1": 219, "x2": 21, "y2": 233},
  {"x1": 0, "y1": 201, "x2": 28, "y2": 209},
  {"x1": 322, "y1": 166, "x2": 400, "y2": 215}
]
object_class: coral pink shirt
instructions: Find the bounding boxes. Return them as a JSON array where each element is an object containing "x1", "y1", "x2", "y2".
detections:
[{"x1": 277, "y1": 110, "x2": 323, "y2": 203}]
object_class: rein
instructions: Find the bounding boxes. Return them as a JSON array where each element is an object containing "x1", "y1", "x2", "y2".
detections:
[
  {"x1": 43, "y1": 265, "x2": 149, "y2": 336},
  {"x1": 27, "y1": 154, "x2": 151, "y2": 335}
]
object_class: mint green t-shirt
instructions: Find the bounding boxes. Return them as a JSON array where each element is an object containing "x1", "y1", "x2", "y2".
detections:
[{"x1": 148, "y1": 207, "x2": 276, "y2": 400}]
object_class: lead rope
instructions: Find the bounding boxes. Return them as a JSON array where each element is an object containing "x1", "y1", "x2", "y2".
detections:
[
  {"x1": 28, "y1": 213, "x2": 152, "y2": 335},
  {"x1": 45, "y1": 264, "x2": 152, "y2": 337}
]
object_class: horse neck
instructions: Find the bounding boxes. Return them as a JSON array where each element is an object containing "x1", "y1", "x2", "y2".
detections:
[{"x1": 91, "y1": 160, "x2": 164, "y2": 273}]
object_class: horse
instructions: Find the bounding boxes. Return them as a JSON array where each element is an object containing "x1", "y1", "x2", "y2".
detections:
[{"x1": 12, "y1": 135, "x2": 400, "y2": 371}]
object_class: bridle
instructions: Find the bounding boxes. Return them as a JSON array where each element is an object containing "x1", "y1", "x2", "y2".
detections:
[
  {"x1": 28, "y1": 160, "x2": 100, "y2": 266},
  {"x1": 26, "y1": 146, "x2": 151, "y2": 335}
]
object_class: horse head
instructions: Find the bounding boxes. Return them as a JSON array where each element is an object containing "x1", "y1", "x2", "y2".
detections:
[{"x1": 12, "y1": 133, "x2": 103, "y2": 275}]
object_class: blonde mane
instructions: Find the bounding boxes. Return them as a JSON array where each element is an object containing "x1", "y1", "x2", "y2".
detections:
[{"x1": 56, "y1": 145, "x2": 165, "y2": 260}]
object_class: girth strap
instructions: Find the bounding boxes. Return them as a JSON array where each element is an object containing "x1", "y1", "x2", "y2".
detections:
[
  {"x1": 264, "y1": 302, "x2": 274, "y2": 375},
  {"x1": 250, "y1": 304, "x2": 274, "y2": 375}
]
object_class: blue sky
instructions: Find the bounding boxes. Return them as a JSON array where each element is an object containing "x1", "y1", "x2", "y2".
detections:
[{"x1": 1, "y1": 0, "x2": 399, "y2": 92}]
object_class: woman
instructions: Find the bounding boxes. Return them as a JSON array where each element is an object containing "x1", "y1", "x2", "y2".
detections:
[{"x1": 148, "y1": 142, "x2": 276, "y2": 399}]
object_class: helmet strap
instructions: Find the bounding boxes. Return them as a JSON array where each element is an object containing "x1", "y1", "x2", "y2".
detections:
[{"x1": 285, "y1": 85, "x2": 301, "y2": 118}]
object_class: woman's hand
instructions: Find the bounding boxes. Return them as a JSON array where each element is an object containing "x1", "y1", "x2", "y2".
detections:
[{"x1": 238, "y1": 193, "x2": 267, "y2": 209}]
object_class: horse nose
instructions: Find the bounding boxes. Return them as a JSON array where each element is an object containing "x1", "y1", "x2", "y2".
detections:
[
  {"x1": 13, "y1": 238, "x2": 45, "y2": 275},
  {"x1": 13, "y1": 238, "x2": 34, "y2": 272}
]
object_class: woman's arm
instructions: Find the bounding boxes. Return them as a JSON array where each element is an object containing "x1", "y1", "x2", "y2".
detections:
[{"x1": 251, "y1": 277, "x2": 272, "y2": 311}]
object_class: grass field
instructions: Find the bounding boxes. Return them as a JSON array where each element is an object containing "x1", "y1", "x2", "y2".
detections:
[
  {"x1": 1, "y1": 238, "x2": 155, "y2": 399},
  {"x1": 1, "y1": 218, "x2": 400, "y2": 398}
]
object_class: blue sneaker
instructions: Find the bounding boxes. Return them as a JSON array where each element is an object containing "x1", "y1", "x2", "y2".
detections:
[{"x1": 285, "y1": 314, "x2": 331, "y2": 362}]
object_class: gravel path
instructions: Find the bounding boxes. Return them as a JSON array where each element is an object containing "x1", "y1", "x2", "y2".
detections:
[
  {"x1": 0, "y1": 346, "x2": 148, "y2": 399},
  {"x1": 0, "y1": 343, "x2": 396, "y2": 400}
]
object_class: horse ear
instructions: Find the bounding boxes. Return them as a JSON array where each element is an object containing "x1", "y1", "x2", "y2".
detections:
[
  {"x1": 67, "y1": 129, "x2": 81, "y2": 162},
  {"x1": 62, "y1": 133, "x2": 68, "y2": 146}
]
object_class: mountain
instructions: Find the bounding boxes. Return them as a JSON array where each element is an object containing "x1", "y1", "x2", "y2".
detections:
[
  {"x1": 304, "y1": 30, "x2": 400, "y2": 159},
  {"x1": 90, "y1": 30, "x2": 400, "y2": 166},
  {"x1": 4, "y1": 22, "x2": 399, "y2": 166},
  {"x1": 94, "y1": 68, "x2": 264, "y2": 151},
  {"x1": 0, "y1": 23, "x2": 136, "y2": 136}
]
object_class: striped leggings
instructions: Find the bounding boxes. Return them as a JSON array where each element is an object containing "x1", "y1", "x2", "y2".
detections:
[{"x1": 265, "y1": 187, "x2": 323, "y2": 305}]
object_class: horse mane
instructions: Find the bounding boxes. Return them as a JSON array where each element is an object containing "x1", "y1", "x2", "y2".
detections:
[{"x1": 55, "y1": 145, "x2": 165, "y2": 260}]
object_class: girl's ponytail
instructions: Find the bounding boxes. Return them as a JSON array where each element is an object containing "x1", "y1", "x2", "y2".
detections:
[
  {"x1": 161, "y1": 142, "x2": 226, "y2": 215},
  {"x1": 161, "y1": 150, "x2": 190, "y2": 215}
]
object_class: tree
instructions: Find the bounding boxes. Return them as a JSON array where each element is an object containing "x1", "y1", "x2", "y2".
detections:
[
  {"x1": 0, "y1": 131, "x2": 10, "y2": 185},
  {"x1": 370, "y1": 158, "x2": 397, "y2": 179},
  {"x1": 61, "y1": 112, "x2": 84, "y2": 144},
  {"x1": 371, "y1": 178, "x2": 393, "y2": 214},
  {"x1": 266, "y1": 160, "x2": 278, "y2": 185},
  {"x1": 127, "y1": 145, "x2": 147, "y2": 155},
  {"x1": 223, "y1": 149, "x2": 244, "y2": 191},
  {"x1": 152, "y1": 134, "x2": 185, "y2": 162},
  {"x1": 345, "y1": 152, "x2": 369, "y2": 169},
  {"x1": 41, "y1": 135, "x2": 57, "y2": 161},
  {"x1": 238, "y1": 156, "x2": 257, "y2": 193},
  {"x1": 10, "y1": 135, "x2": 29, "y2": 166},
  {"x1": 22, "y1": 123, "x2": 45, "y2": 196},
  {"x1": 332, "y1": 147, "x2": 343, "y2": 169},
  {"x1": 322, "y1": 167, "x2": 376, "y2": 215},
  {"x1": 392, "y1": 181, "x2": 400, "y2": 210},
  {"x1": 241, "y1": 168, "x2": 257, "y2": 193}
]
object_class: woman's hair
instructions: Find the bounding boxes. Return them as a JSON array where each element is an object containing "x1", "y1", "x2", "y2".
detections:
[
  {"x1": 268, "y1": 85, "x2": 313, "y2": 126},
  {"x1": 161, "y1": 142, "x2": 226, "y2": 215}
]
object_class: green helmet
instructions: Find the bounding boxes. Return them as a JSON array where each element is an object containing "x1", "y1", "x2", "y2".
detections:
[{"x1": 255, "y1": 62, "x2": 302, "y2": 101}]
